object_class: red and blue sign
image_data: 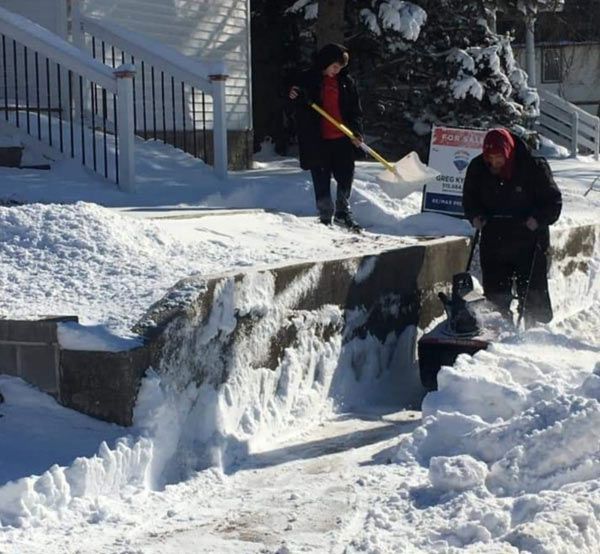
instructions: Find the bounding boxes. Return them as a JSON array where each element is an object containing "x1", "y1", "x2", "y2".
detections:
[{"x1": 422, "y1": 126, "x2": 486, "y2": 217}]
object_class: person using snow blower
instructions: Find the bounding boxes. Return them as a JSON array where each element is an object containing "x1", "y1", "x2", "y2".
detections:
[
  {"x1": 462, "y1": 128, "x2": 562, "y2": 327},
  {"x1": 288, "y1": 43, "x2": 363, "y2": 231}
]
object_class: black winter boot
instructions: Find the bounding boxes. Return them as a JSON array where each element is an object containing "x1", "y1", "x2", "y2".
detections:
[{"x1": 334, "y1": 212, "x2": 362, "y2": 232}]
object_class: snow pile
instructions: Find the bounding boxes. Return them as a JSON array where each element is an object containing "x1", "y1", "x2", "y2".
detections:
[
  {"x1": 428, "y1": 454, "x2": 488, "y2": 492},
  {"x1": 352, "y1": 231, "x2": 600, "y2": 552},
  {"x1": 0, "y1": 437, "x2": 153, "y2": 528},
  {"x1": 0, "y1": 201, "x2": 227, "y2": 335},
  {"x1": 535, "y1": 134, "x2": 571, "y2": 159},
  {"x1": 253, "y1": 136, "x2": 279, "y2": 164},
  {"x1": 0, "y1": 133, "x2": 21, "y2": 148},
  {"x1": 148, "y1": 267, "x2": 347, "y2": 476},
  {"x1": 351, "y1": 303, "x2": 600, "y2": 552},
  {"x1": 0, "y1": 306, "x2": 342, "y2": 528}
]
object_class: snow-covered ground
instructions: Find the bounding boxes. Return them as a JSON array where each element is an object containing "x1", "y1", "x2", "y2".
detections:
[
  {"x1": 0, "y1": 140, "x2": 597, "y2": 336},
  {"x1": 0, "y1": 141, "x2": 473, "y2": 337},
  {"x1": 0, "y1": 141, "x2": 599, "y2": 553}
]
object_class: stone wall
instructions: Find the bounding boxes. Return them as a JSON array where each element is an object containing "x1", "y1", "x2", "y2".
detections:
[{"x1": 0, "y1": 223, "x2": 597, "y2": 426}]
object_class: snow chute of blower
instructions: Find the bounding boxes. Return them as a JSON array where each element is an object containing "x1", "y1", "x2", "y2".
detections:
[
  {"x1": 309, "y1": 103, "x2": 439, "y2": 198},
  {"x1": 418, "y1": 231, "x2": 489, "y2": 391}
]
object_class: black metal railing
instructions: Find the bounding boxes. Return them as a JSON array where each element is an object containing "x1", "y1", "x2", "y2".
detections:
[
  {"x1": 0, "y1": 34, "x2": 121, "y2": 183},
  {"x1": 82, "y1": 35, "x2": 209, "y2": 163}
]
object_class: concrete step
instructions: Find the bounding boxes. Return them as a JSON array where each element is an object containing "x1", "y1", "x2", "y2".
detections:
[
  {"x1": 0, "y1": 146, "x2": 23, "y2": 167},
  {"x1": 0, "y1": 316, "x2": 148, "y2": 426},
  {"x1": 0, "y1": 133, "x2": 52, "y2": 170}
]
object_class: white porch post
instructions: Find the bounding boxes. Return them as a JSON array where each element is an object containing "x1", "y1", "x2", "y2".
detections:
[
  {"x1": 209, "y1": 72, "x2": 228, "y2": 180},
  {"x1": 114, "y1": 65, "x2": 136, "y2": 191},
  {"x1": 70, "y1": 0, "x2": 88, "y2": 121},
  {"x1": 525, "y1": 16, "x2": 536, "y2": 87},
  {"x1": 58, "y1": 0, "x2": 68, "y2": 39},
  {"x1": 570, "y1": 110, "x2": 579, "y2": 158},
  {"x1": 71, "y1": 0, "x2": 85, "y2": 49}
]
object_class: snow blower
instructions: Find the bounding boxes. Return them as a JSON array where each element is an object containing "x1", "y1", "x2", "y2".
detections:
[
  {"x1": 418, "y1": 231, "x2": 490, "y2": 391},
  {"x1": 309, "y1": 102, "x2": 439, "y2": 191}
]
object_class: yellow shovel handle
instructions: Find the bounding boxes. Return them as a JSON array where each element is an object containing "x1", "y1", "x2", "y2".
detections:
[
  {"x1": 359, "y1": 143, "x2": 397, "y2": 174},
  {"x1": 309, "y1": 102, "x2": 397, "y2": 175},
  {"x1": 310, "y1": 103, "x2": 356, "y2": 138}
]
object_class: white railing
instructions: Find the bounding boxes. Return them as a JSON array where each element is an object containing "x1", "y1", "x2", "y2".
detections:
[
  {"x1": 0, "y1": 6, "x2": 136, "y2": 190},
  {"x1": 538, "y1": 89, "x2": 600, "y2": 161},
  {"x1": 73, "y1": 5, "x2": 229, "y2": 179}
]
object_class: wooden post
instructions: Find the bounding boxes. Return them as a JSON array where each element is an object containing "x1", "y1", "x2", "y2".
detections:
[{"x1": 114, "y1": 65, "x2": 136, "y2": 191}]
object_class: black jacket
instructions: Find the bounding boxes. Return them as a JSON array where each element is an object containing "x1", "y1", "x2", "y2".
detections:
[
  {"x1": 291, "y1": 68, "x2": 363, "y2": 170},
  {"x1": 462, "y1": 135, "x2": 562, "y2": 249}
]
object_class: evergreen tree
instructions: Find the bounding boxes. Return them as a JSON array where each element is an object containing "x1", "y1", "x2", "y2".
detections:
[{"x1": 283, "y1": 1, "x2": 539, "y2": 156}]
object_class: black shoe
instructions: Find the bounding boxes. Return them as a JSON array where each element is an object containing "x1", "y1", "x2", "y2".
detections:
[
  {"x1": 334, "y1": 212, "x2": 362, "y2": 231},
  {"x1": 319, "y1": 215, "x2": 332, "y2": 226}
]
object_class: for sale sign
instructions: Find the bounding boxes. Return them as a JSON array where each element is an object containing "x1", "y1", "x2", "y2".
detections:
[{"x1": 422, "y1": 126, "x2": 486, "y2": 217}]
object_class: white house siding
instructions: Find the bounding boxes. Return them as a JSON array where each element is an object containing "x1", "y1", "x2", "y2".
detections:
[
  {"x1": 1, "y1": 0, "x2": 67, "y2": 38},
  {"x1": 0, "y1": 0, "x2": 67, "y2": 107},
  {"x1": 514, "y1": 42, "x2": 600, "y2": 117},
  {"x1": 81, "y1": 0, "x2": 251, "y2": 132}
]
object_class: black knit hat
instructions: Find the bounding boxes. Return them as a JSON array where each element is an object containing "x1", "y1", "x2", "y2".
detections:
[{"x1": 315, "y1": 43, "x2": 349, "y2": 71}]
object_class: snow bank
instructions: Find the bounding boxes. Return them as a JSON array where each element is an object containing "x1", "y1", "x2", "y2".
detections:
[
  {"x1": 0, "y1": 437, "x2": 152, "y2": 527},
  {"x1": 374, "y1": 225, "x2": 600, "y2": 551}
]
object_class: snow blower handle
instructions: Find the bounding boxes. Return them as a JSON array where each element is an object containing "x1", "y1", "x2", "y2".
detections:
[
  {"x1": 465, "y1": 229, "x2": 480, "y2": 272},
  {"x1": 309, "y1": 102, "x2": 399, "y2": 176},
  {"x1": 516, "y1": 234, "x2": 540, "y2": 329}
]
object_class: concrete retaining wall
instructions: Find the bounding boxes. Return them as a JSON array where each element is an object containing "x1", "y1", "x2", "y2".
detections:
[
  {"x1": 0, "y1": 316, "x2": 77, "y2": 396},
  {"x1": 133, "y1": 237, "x2": 472, "y2": 409},
  {"x1": 0, "y1": 223, "x2": 597, "y2": 426}
]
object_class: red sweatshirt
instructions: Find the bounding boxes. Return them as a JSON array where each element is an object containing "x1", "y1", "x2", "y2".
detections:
[{"x1": 321, "y1": 75, "x2": 345, "y2": 140}]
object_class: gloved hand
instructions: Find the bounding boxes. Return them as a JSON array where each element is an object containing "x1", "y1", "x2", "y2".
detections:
[
  {"x1": 525, "y1": 216, "x2": 539, "y2": 231},
  {"x1": 351, "y1": 134, "x2": 363, "y2": 148},
  {"x1": 472, "y1": 216, "x2": 487, "y2": 231}
]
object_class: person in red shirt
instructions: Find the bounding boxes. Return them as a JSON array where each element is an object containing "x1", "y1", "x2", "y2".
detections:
[{"x1": 289, "y1": 43, "x2": 364, "y2": 230}]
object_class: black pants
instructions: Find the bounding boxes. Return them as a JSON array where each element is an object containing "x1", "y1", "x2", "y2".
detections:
[
  {"x1": 310, "y1": 137, "x2": 355, "y2": 218},
  {"x1": 480, "y1": 226, "x2": 553, "y2": 326}
]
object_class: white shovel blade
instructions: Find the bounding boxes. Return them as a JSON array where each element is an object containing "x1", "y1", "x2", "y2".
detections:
[{"x1": 377, "y1": 151, "x2": 439, "y2": 200}]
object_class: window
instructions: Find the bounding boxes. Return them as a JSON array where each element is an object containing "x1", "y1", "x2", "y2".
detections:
[{"x1": 542, "y1": 48, "x2": 563, "y2": 83}]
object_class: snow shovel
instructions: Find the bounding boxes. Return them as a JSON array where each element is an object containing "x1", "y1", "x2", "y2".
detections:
[{"x1": 309, "y1": 102, "x2": 439, "y2": 189}]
